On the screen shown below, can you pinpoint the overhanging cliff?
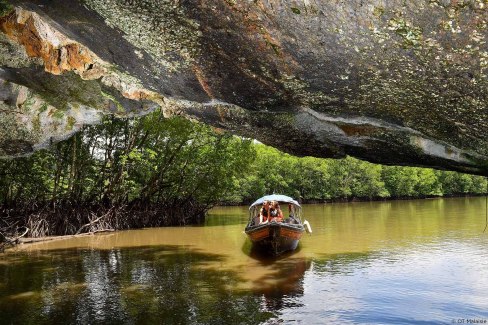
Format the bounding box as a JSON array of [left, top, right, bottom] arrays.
[[0, 0, 487, 175]]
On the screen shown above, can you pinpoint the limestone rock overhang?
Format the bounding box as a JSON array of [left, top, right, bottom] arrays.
[[0, 0, 486, 176]]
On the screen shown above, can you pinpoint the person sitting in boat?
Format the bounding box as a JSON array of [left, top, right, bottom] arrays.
[[288, 203, 294, 217], [269, 201, 284, 222], [286, 203, 298, 224], [259, 200, 270, 224]]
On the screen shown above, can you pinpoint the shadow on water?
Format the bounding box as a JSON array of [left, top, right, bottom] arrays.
[[0, 246, 275, 325], [247, 244, 303, 263]]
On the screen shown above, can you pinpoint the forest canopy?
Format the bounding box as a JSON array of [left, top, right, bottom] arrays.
[[0, 110, 255, 237], [226, 145, 487, 204], [0, 112, 486, 238]]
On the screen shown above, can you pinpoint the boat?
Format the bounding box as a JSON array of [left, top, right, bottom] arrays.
[[245, 194, 311, 256]]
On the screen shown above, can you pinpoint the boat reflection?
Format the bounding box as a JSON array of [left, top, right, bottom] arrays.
[[245, 246, 312, 312]]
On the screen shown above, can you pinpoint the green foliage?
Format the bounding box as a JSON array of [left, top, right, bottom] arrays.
[[0, 0, 13, 17], [226, 144, 487, 203], [439, 171, 487, 195], [416, 169, 443, 196], [0, 110, 255, 216], [328, 156, 389, 199], [382, 166, 419, 197], [0, 110, 485, 222]]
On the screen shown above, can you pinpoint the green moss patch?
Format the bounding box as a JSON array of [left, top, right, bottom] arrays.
[[66, 116, 76, 130], [291, 7, 301, 14], [0, 0, 13, 17]]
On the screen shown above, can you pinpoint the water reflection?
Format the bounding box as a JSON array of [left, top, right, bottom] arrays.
[[253, 257, 311, 313], [1, 197, 488, 324], [0, 246, 275, 324]]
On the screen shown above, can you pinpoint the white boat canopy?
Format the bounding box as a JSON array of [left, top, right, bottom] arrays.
[[249, 194, 301, 209]]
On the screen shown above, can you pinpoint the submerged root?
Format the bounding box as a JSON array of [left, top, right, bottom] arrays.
[[0, 199, 208, 240], [0, 226, 29, 251]]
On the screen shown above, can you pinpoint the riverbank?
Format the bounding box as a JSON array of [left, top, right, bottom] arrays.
[[0, 200, 208, 242], [219, 193, 488, 206], [2, 194, 486, 249]]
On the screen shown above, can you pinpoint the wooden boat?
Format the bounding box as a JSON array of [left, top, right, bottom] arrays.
[[245, 194, 311, 256]]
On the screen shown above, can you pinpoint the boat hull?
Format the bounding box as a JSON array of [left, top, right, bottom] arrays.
[[245, 222, 304, 256]]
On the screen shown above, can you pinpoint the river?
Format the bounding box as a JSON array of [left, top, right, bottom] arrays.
[[1, 197, 488, 324]]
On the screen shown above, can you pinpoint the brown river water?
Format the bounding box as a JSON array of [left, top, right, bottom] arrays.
[[1, 197, 488, 324]]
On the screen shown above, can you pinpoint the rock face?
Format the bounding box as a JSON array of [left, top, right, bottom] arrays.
[[0, 0, 487, 175]]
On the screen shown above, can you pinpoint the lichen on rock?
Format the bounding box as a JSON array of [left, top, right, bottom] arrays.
[[84, 0, 202, 72], [0, 79, 102, 157], [0, 0, 486, 176]]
